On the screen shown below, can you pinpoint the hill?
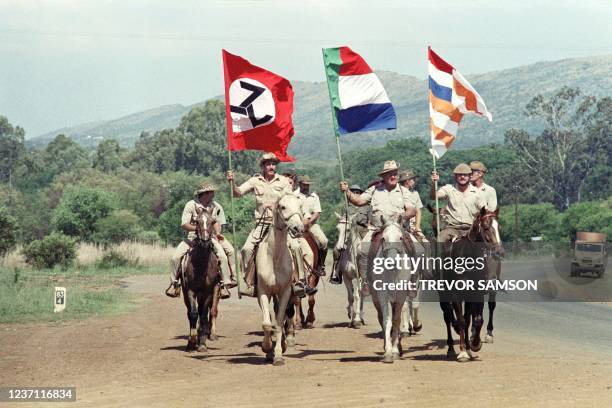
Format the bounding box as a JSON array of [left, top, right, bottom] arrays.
[[28, 55, 612, 162]]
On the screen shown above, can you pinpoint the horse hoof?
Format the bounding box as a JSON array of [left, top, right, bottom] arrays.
[[382, 354, 394, 364], [287, 337, 296, 347], [262, 337, 273, 353], [197, 344, 207, 352], [413, 321, 423, 333], [485, 334, 494, 343], [471, 336, 482, 352], [352, 320, 362, 329], [393, 352, 401, 361], [457, 351, 470, 362], [400, 331, 410, 338], [265, 352, 274, 363], [208, 333, 218, 341], [360, 318, 366, 326], [273, 357, 285, 366], [305, 322, 314, 329], [446, 349, 457, 360], [467, 349, 478, 360]]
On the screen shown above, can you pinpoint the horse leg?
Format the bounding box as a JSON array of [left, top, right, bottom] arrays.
[[184, 290, 198, 352], [273, 288, 292, 366], [357, 277, 365, 325], [259, 293, 274, 359], [486, 292, 496, 343], [285, 298, 296, 347], [440, 302, 456, 360], [391, 300, 404, 361], [345, 277, 354, 325], [400, 300, 411, 337], [305, 293, 315, 328], [208, 285, 219, 341], [197, 293, 210, 352], [470, 300, 484, 352], [453, 302, 469, 362], [380, 300, 394, 363]]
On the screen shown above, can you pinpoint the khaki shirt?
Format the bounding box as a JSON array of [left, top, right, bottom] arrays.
[[359, 183, 412, 228], [437, 184, 485, 228], [236, 173, 292, 220], [404, 189, 423, 231], [295, 191, 322, 221], [475, 182, 498, 211], [181, 199, 224, 239]]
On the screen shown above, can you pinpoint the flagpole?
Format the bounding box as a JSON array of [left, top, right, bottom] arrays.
[[322, 48, 350, 216], [227, 149, 242, 299], [432, 151, 441, 239]]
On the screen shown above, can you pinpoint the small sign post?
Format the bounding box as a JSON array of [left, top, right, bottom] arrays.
[[54, 287, 66, 313]]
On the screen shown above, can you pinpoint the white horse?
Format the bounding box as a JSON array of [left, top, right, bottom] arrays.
[[334, 213, 365, 328], [256, 192, 304, 366], [370, 214, 412, 363]]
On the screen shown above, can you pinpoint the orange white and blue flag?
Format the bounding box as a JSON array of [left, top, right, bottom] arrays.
[[428, 47, 492, 158]]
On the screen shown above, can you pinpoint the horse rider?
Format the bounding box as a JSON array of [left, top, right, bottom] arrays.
[[165, 182, 237, 299], [469, 161, 498, 211], [284, 171, 317, 297], [430, 163, 486, 244], [340, 161, 416, 296], [296, 175, 328, 277], [399, 169, 426, 239], [227, 152, 314, 297], [330, 184, 370, 284]]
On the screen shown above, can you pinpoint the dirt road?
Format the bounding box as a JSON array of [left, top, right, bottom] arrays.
[[1, 272, 611, 407]]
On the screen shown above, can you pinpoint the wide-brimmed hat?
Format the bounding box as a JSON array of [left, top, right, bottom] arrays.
[[378, 160, 400, 176], [470, 161, 487, 173], [194, 182, 216, 195], [259, 152, 280, 166], [298, 175, 314, 184], [399, 169, 416, 182], [349, 184, 364, 193], [453, 163, 472, 174]]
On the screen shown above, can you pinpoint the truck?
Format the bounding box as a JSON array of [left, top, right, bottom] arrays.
[[571, 231, 608, 278]]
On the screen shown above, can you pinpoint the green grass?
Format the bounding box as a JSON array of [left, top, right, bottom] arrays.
[[0, 264, 164, 324]]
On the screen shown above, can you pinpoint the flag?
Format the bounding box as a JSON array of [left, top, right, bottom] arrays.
[[428, 46, 492, 158], [222, 49, 295, 162], [323, 46, 396, 135]]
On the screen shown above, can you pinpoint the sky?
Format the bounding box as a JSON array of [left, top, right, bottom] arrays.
[[0, 0, 611, 138]]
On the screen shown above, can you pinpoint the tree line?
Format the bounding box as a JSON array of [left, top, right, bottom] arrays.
[[0, 87, 610, 264]]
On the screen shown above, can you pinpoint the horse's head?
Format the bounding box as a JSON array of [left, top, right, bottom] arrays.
[[470, 207, 504, 258], [275, 193, 304, 238], [194, 207, 215, 246], [380, 213, 405, 256], [334, 212, 354, 251]]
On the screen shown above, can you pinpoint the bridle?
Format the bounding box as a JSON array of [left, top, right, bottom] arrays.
[[273, 193, 303, 231]]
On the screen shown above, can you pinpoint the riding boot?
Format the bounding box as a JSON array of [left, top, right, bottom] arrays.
[[329, 251, 343, 285], [315, 248, 327, 276]]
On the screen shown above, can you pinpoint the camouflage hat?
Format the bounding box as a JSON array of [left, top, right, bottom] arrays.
[[259, 152, 280, 166], [470, 161, 487, 173], [378, 160, 400, 176], [349, 184, 364, 193], [194, 182, 216, 195], [453, 163, 472, 174], [399, 169, 416, 182], [298, 175, 314, 184]]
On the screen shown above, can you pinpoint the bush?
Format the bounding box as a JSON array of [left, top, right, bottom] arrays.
[[22, 232, 77, 269], [96, 249, 139, 269], [92, 210, 142, 246], [0, 206, 17, 257], [52, 186, 116, 240], [135, 230, 160, 244]]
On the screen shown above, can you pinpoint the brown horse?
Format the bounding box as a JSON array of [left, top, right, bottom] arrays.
[[295, 231, 321, 328], [181, 207, 221, 352], [431, 206, 502, 361]]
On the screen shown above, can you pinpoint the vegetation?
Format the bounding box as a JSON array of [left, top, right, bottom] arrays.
[[22, 232, 78, 269]]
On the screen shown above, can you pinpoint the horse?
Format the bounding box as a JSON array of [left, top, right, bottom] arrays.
[[369, 213, 413, 363], [436, 207, 502, 362], [256, 192, 304, 365], [181, 207, 221, 352], [334, 213, 366, 328]]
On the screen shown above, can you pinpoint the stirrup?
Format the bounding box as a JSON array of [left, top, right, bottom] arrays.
[[165, 281, 181, 298], [329, 274, 342, 285], [293, 281, 306, 298], [239, 284, 257, 298], [219, 284, 231, 299]]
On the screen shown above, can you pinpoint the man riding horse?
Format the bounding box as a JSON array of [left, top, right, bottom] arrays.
[[226, 152, 315, 297], [340, 161, 416, 296], [470, 161, 498, 212], [295, 175, 328, 277], [165, 182, 237, 299]]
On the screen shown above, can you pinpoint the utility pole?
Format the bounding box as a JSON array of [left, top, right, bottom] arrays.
[[513, 184, 520, 245]]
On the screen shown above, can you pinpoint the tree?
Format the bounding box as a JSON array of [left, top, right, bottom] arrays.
[[0, 116, 27, 188], [505, 87, 610, 210], [558, 201, 612, 242], [498, 203, 560, 242], [92, 210, 142, 246], [93, 139, 125, 173], [52, 187, 116, 240], [0, 206, 17, 257]]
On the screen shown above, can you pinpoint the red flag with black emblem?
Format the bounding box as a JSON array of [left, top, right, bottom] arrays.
[[222, 50, 295, 162]]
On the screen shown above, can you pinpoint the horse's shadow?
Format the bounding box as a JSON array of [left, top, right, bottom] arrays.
[[321, 322, 351, 329], [406, 339, 448, 352]]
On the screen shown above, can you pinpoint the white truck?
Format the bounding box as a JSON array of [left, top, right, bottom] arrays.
[[571, 231, 607, 278]]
